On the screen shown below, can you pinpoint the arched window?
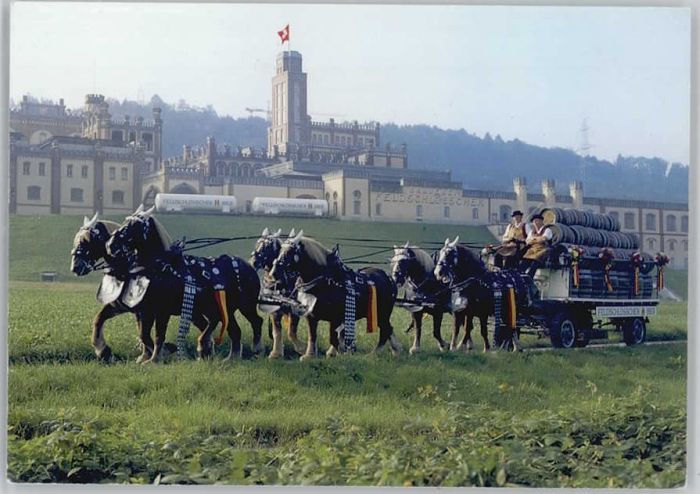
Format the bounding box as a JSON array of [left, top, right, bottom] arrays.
[[647, 238, 656, 251], [668, 239, 677, 251], [353, 190, 361, 215], [646, 213, 656, 231], [624, 212, 635, 229], [444, 206, 450, 218], [472, 208, 479, 220], [332, 201, 338, 217], [325, 192, 330, 201], [112, 190, 124, 204], [666, 215, 677, 232], [681, 215, 688, 233], [416, 205, 423, 217], [27, 186, 40, 200], [499, 205, 512, 223]]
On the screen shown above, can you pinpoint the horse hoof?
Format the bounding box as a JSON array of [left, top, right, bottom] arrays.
[[135, 354, 149, 364], [291, 341, 306, 355], [96, 346, 113, 363], [391, 347, 401, 357], [438, 343, 448, 353], [300, 353, 315, 361], [466, 341, 474, 351], [326, 347, 338, 358], [409, 346, 419, 355], [253, 342, 265, 355], [268, 351, 283, 360]]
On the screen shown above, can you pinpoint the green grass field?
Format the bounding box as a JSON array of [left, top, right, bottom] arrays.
[[6, 214, 689, 487]]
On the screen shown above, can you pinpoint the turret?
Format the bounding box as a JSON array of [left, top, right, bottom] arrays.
[[569, 180, 583, 209], [541, 179, 556, 206]]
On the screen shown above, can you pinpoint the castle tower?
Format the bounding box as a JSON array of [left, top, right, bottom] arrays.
[[569, 180, 583, 209], [83, 94, 111, 140], [513, 177, 528, 213], [152, 107, 163, 169], [268, 51, 308, 157], [541, 179, 556, 206]]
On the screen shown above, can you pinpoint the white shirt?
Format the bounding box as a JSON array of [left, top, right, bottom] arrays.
[[526, 224, 552, 243]]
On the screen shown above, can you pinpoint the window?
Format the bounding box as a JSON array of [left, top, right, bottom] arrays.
[[111, 130, 123, 142], [22, 162, 30, 175], [666, 215, 677, 232], [80, 165, 88, 178], [624, 212, 635, 229], [444, 206, 450, 218], [669, 240, 676, 252], [682, 240, 688, 251], [70, 188, 83, 202], [472, 208, 479, 220], [142, 133, 153, 151], [66, 164, 73, 177], [352, 190, 361, 215], [375, 203, 382, 216], [416, 205, 423, 217], [499, 205, 512, 223], [121, 167, 128, 181], [681, 215, 688, 233], [646, 213, 656, 231], [323, 135, 329, 145], [109, 167, 116, 180], [38, 162, 46, 176], [112, 190, 124, 204], [647, 239, 656, 250], [129, 131, 136, 143], [27, 186, 40, 200]]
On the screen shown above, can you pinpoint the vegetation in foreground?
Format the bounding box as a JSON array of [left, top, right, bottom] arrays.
[[7, 214, 688, 487]]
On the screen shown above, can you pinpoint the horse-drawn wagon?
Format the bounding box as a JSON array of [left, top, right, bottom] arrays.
[[483, 207, 668, 349]]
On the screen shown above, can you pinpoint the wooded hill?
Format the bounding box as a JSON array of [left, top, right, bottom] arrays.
[[105, 95, 689, 203]]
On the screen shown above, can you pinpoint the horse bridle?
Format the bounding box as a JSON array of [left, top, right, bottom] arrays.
[[251, 237, 280, 271], [71, 225, 109, 272], [108, 215, 150, 264]]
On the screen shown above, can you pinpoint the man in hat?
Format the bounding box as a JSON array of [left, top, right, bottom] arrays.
[[520, 213, 552, 276], [495, 210, 527, 268]]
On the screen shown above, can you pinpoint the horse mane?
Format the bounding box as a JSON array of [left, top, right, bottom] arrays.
[[457, 244, 485, 270], [148, 216, 172, 251], [74, 219, 122, 245], [300, 237, 330, 266], [411, 247, 435, 272]]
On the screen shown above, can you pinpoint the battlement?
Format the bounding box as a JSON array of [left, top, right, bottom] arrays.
[[85, 94, 105, 104], [309, 119, 378, 133]]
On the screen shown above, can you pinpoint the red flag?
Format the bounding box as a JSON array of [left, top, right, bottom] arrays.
[[277, 24, 290, 44]]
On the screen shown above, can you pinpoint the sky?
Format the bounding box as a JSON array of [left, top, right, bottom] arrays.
[[10, 2, 691, 164]]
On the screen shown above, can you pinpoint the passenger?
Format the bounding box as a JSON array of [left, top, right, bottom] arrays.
[[495, 210, 527, 269], [520, 213, 552, 276]]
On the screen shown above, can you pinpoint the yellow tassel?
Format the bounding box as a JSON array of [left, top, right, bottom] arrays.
[[367, 285, 378, 333], [507, 287, 517, 329], [282, 314, 291, 333], [213, 290, 229, 345]]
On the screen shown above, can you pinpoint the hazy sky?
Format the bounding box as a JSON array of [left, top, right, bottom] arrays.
[[10, 3, 690, 164]]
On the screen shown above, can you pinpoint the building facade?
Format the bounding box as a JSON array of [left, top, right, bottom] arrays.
[[8, 51, 689, 268], [9, 134, 144, 216]]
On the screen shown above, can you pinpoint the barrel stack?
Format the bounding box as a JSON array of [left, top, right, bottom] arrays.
[[537, 208, 655, 299]]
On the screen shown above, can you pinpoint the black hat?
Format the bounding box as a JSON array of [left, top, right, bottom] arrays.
[[511, 210, 523, 217], [531, 213, 544, 221]]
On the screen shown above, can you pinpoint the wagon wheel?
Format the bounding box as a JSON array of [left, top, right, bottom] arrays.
[[622, 317, 646, 346], [574, 312, 592, 348], [549, 311, 579, 349]]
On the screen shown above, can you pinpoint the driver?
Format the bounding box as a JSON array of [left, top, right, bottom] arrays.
[[495, 210, 527, 269], [520, 213, 552, 276]]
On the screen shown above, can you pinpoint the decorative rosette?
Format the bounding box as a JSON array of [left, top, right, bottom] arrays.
[[598, 247, 615, 292], [631, 251, 643, 295], [568, 245, 585, 288], [655, 252, 670, 290]]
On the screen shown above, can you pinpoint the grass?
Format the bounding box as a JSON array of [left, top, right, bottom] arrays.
[[6, 214, 689, 486]]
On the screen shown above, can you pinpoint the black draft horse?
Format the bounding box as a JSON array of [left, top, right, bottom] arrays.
[[70, 210, 191, 363], [390, 242, 452, 354], [268, 230, 401, 360], [250, 227, 305, 358], [106, 207, 264, 360], [433, 236, 514, 352]]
